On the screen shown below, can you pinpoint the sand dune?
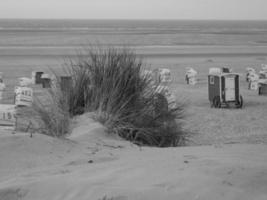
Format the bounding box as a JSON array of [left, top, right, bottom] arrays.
[[0, 114, 267, 200]]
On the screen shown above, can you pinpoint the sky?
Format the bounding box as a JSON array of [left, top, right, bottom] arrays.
[[0, 0, 267, 20]]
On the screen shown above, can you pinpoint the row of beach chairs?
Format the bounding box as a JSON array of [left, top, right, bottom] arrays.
[[0, 71, 73, 107], [0, 71, 72, 130], [246, 65, 267, 94]]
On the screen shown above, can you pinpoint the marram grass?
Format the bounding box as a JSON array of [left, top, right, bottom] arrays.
[[34, 47, 187, 147]]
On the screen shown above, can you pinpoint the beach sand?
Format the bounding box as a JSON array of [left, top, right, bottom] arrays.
[[1, 21, 267, 199], [0, 114, 267, 200]]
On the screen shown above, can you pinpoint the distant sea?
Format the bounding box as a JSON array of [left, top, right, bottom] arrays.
[[0, 19, 267, 76], [0, 19, 267, 48]]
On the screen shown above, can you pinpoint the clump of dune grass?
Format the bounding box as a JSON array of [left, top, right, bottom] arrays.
[[61, 47, 187, 147], [32, 46, 186, 145], [32, 82, 70, 137]]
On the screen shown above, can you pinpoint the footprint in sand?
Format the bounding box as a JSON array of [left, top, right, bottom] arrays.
[[98, 195, 128, 200], [65, 159, 87, 166], [0, 188, 28, 200], [66, 156, 118, 166], [222, 180, 234, 186]]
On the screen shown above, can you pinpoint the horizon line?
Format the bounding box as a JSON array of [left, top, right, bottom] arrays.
[[0, 18, 267, 22]]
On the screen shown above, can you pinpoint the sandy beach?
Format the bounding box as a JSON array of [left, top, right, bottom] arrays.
[[0, 115, 267, 200], [0, 19, 267, 199]]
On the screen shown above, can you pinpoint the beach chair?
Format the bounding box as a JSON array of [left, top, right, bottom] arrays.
[[248, 73, 259, 90], [32, 71, 44, 84], [185, 68, 197, 85], [246, 67, 256, 82], [41, 73, 51, 88], [158, 68, 172, 83], [15, 86, 33, 107], [0, 104, 16, 130]]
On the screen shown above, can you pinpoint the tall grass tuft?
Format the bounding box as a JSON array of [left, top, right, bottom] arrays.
[[62, 47, 187, 147], [32, 81, 70, 137]]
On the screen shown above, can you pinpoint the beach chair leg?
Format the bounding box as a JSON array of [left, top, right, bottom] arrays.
[[12, 116, 18, 134]]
